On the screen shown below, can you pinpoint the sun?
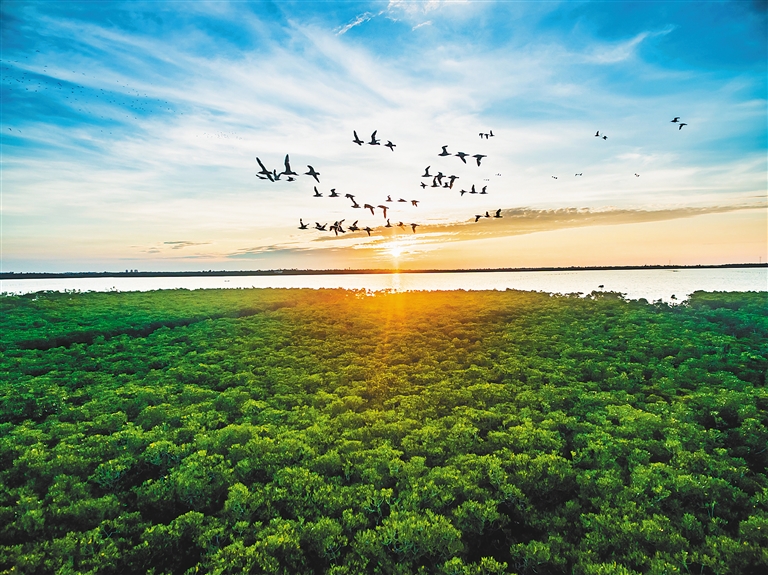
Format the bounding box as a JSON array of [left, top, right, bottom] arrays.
[[388, 244, 404, 259]]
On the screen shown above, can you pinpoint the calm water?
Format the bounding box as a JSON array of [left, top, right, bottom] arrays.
[[1, 268, 765, 303]]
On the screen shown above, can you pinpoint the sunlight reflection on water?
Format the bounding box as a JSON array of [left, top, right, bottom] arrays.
[[2, 268, 766, 303]]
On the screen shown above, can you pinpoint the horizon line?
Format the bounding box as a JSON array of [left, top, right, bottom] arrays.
[[2, 262, 767, 280]]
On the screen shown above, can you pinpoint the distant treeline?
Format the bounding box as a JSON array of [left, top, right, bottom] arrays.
[[1, 262, 766, 280], [1, 288, 766, 574]]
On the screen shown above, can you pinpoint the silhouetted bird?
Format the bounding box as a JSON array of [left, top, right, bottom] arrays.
[[473, 154, 486, 166], [435, 172, 445, 185], [671, 117, 680, 123], [493, 209, 502, 218], [431, 179, 440, 188], [422, 166, 432, 178], [299, 219, 308, 229], [595, 131, 600, 137], [315, 222, 327, 231], [470, 184, 477, 194], [363, 226, 373, 236], [351, 199, 361, 208], [377, 205, 389, 218], [385, 219, 392, 228], [397, 222, 405, 229], [398, 198, 407, 203], [282, 154, 298, 176], [305, 165, 320, 182], [329, 188, 339, 197], [439, 145, 450, 156], [410, 223, 419, 233], [456, 151, 469, 164], [352, 130, 364, 145], [348, 220, 359, 231], [411, 200, 419, 207], [385, 140, 395, 151], [474, 215, 482, 222], [634, 173, 640, 177], [489, 130, 494, 137], [460, 189, 468, 196], [368, 130, 380, 145], [364, 203, 375, 215], [256, 157, 273, 181], [345, 193, 355, 200], [313, 186, 322, 197], [678, 123, 687, 130], [386, 195, 393, 202], [602, 135, 607, 140], [448, 175, 459, 188], [420, 182, 427, 189]]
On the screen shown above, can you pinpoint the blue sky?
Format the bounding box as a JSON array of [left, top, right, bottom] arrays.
[[1, 0, 766, 271]]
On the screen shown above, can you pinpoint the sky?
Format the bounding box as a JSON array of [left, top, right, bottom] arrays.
[[1, 0, 766, 272]]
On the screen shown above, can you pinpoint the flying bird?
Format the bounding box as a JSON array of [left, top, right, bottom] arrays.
[[256, 157, 274, 181], [352, 130, 364, 145], [678, 123, 687, 130], [385, 140, 396, 151], [410, 223, 419, 233], [472, 154, 486, 166], [474, 214, 483, 222], [489, 130, 494, 137], [348, 220, 359, 231], [305, 165, 320, 182], [420, 182, 427, 189], [313, 186, 323, 197], [385, 219, 392, 228], [480, 186, 487, 194], [422, 166, 432, 178], [470, 184, 477, 194], [398, 198, 407, 202], [435, 172, 445, 185], [377, 205, 389, 218], [602, 135, 607, 140], [345, 193, 356, 199], [595, 131, 600, 137], [315, 222, 327, 231], [386, 195, 393, 202], [493, 209, 502, 218], [329, 189, 339, 197], [363, 226, 373, 236], [411, 200, 419, 207], [397, 221, 405, 229], [455, 152, 469, 164], [299, 219, 308, 229], [447, 175, 459, 188], [439, 146, 450, 156], [671, 117, 680, 123], [368, 130, 380, 145], [364, 203, 375, 215], [282, 154, 298, 176]]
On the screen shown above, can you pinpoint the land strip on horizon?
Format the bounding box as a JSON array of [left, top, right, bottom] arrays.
[[1, 263, 766, 280]]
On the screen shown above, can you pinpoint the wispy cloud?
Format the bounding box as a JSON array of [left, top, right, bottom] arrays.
[[336, 11, 381, 35], [164, 241, 211, 250]]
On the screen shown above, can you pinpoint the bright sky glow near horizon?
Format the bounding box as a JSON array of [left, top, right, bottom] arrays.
[[1, 0, 766, 272]]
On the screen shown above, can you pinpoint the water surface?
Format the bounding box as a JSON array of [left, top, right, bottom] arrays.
[[2, 268, 765, 303]]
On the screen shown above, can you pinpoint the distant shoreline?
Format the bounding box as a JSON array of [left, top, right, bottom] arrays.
[[2, 263, 766, 280]]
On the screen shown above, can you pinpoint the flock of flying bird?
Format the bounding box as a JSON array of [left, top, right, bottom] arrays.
[[255, 128, 502, 240], [256, 117, 689, 241]]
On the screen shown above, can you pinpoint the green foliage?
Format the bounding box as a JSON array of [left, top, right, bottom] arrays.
[[1, 288, 766, 574]]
